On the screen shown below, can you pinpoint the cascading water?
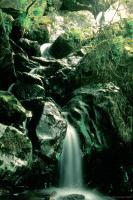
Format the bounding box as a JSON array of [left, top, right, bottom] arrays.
[[60, 122, 83, 188], [45, 121, 114, 200]]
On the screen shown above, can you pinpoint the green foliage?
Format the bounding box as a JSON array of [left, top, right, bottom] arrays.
[[124, 18, 133, 38], [65, 29, 83, 47], [2, 12, 13, 35]]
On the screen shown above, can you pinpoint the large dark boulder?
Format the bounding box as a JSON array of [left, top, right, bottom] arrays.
[[12, 82, 45, 101], [50, 30, 83, 59], [16, 72, 43, 86], [0, 91, 26, 126], [46, 66, 77, 105], [0, 123, 32, 185]]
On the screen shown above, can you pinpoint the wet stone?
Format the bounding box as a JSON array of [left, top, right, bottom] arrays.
[[58, 194, 85, 200]]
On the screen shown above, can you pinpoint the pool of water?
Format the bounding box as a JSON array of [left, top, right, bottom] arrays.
[[0, 187, 115, 200]]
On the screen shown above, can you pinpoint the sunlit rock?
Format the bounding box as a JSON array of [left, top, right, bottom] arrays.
[[36, 99, 67, 158], [48, 10, 96, 42]]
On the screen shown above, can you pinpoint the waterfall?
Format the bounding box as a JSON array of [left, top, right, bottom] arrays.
[[60, 122, 83, 188]]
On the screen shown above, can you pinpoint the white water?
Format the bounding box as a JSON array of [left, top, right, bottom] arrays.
[[46, 188, 114, 200], [60, 122, 83, 188], [45, 122, 115, 200]]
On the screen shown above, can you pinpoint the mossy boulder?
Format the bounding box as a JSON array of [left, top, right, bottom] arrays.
[[0, 123, 32, 185], [0, 91, 26, 126], [25, 27, 49, 44], [50, 30, 83, 59], [0, 10, 15, 89]]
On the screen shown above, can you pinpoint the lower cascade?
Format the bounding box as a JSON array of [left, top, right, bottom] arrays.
[[60, 122, 83, 188]]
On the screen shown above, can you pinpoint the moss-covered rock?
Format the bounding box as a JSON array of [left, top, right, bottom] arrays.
[[0, 10, 16, 89], [50, 30, 83, 58], [0, 123, 32, 185], [25, 26, 49, 44], [0, 91, 26, 126]]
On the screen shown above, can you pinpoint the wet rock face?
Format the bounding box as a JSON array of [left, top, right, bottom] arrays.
[[12, 82, 45, 101], [64, 83, 122, 151], [64, 83, 133, 194], [0, 91, 26, 126], [18, 38, 41, 57], [47, 66, 77, 105], [58, 194, 85, 200], [13, 53, 40, 73], [16, 72, 43, 86], [36, 99, 67, 158], [0, 123, 32, 185]]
